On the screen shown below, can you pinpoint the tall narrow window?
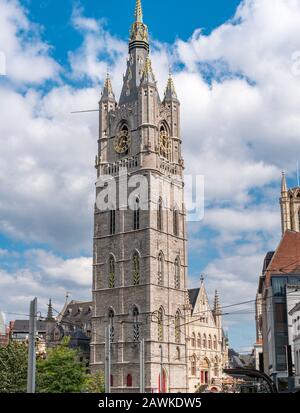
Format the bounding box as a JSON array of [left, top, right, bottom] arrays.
[[159, 125, 170, 160], [108, 256, 115, 289], [133, 306, 140, 342], [157, 198, 163, 231], [203, 334, 207, 349], [132, 252, 140, 286], [134, 198, 140, 230], [191, 355, 196, 376], [208, 335, 212, 349], [110, 210, 116, 235], [191, 332, 196, 347], [158, 307, 164, 342], [158, 252, 164, 286], [173, 209, 179, 236], [197, 334, 202, 348], [108, 309, 115, 342], [126, 374, 133, 387], [174, 257, 180, 289], [213, 335, 217, 350], [175, 310, 181, 344]]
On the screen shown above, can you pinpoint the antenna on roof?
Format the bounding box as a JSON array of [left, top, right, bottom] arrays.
[[65, 292, 70, 303]]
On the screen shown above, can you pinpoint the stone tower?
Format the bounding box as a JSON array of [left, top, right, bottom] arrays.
[[90, 0, 188, 392], [280, 172, 300, 234]]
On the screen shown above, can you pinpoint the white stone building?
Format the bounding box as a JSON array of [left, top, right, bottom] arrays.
[[186, 283, 229, 392]]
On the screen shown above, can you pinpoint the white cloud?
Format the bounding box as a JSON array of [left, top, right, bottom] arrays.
[[0, 0, 60, 84], [1, 0, 300, 347]]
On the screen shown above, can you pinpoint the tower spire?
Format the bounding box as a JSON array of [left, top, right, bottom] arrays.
[[101, 71, 115, 101], [164, 67, 178, 101], [135, 0, 143, 23], [46, 298, 54, 321], [281, 171, 288, 195]]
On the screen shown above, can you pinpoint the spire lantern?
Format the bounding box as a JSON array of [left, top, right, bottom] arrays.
[[129, 0, 149, 52]]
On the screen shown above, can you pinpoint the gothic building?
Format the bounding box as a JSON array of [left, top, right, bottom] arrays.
[[280, 172, 300, 234], [186, 283, 229, 392], [90, 0, 227, 392]]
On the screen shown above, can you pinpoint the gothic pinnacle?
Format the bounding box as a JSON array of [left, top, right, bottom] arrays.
[[101, 71, 115, 101], [164, 68, 178, 100], [135, 0, 143, 23], [281, 171, 288, 195]]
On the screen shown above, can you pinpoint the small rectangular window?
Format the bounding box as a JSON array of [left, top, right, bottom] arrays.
[[110, 210, 116, 235]]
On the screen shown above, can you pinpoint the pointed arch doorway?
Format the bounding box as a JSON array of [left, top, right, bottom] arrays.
[[158, 368, 167, 393]]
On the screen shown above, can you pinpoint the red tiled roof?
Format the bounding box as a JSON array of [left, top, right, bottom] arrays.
[[265, 231, 300, 287]]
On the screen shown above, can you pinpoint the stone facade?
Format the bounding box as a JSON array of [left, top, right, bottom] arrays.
[[90, 0, 227, 393], [280, 172, 300, 234], [186, 284, 229, 392]]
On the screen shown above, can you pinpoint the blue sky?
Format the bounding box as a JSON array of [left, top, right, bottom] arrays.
[[1, 0, 300, 352]]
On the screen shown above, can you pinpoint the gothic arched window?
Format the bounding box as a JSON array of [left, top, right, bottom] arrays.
[[208, 335, 212, 349], [197, 333, 202, 348], [133, 198, 140, 230], [176, 346, 181, 361], [174, 257, 180, 289], [108, 256, 115, 289], [203, 334, 207, 349], [175, 310, 181, 344], [159, 125, 170, 160], [108, 308, 115, 342], [158, 307, 164, 342], [132, 252, 140, 286], [157, 198, 163, 231], [133, 306, 140, 342], [191, 332, 196, 347], [158, 252, 164, 286], [173, 208, 179, 237], [213, 335, 217, 350]]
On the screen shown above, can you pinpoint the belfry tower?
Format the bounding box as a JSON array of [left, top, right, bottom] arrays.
[[280, 172, 300, 234], [91, 0, 188, 392]]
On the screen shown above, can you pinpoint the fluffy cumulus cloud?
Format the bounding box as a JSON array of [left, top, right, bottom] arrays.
[[0, 0, 59, 84], [1, 0, 300, 347]]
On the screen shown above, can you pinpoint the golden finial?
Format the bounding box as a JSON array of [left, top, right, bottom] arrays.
[[135, 0, 143, 23]]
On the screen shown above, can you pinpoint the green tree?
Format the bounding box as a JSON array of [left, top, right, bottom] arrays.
[[0, 341, 28, 393], [83, 370, 105, 394], [36, 338, 86, 393]]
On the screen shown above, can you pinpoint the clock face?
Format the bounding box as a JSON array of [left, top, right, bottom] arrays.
[[159, 130, 171, 157], [114, 129, 131, 154]]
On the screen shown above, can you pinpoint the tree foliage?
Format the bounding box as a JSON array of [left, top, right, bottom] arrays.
[[83, 370, 105, 394], [0, 341, 28, 393], [36, 338, 86, 393]]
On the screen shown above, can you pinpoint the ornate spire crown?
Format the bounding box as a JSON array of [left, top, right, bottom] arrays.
[[130, 0, 149, 51], [135, 0, 143, 23]]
